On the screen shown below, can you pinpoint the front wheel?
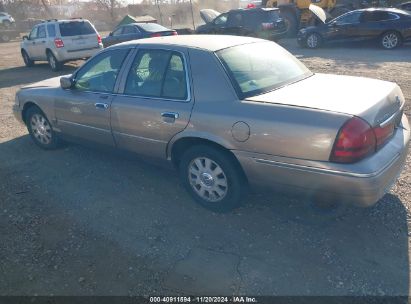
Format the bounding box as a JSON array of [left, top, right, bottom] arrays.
[[306, 33, 322, 49], [26, 106, 60, 150], [179, 145, 247, 212], [47, 51, 61, 71], [22, 50, 34, 67], [380, 31, 401, 49]]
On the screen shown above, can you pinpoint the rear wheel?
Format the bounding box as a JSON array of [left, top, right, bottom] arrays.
[[0, 32, 10, 42], [380, 31, 401, 49], [306, 32, 322, 49], [280, 9, 298, 37], [26, 106, 60, 150], [47, 51, 61, 71], [22, 50, 34, 67], [179, 145, 247, 212]]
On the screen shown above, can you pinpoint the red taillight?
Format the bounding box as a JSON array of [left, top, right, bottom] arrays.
[[54, 38, 64, 48], [330, 117, 376, 163], [150, 33, 162, 37], [97, 34, 102, 44], [172, 31, 178, 36], [247, 3, 256, 8]]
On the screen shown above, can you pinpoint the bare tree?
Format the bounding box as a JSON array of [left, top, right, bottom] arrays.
[[94, 0, 120, 23]]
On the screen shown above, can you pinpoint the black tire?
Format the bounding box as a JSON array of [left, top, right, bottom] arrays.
[[380, 31, 402, 50], [47, 51, 61, 71], [280, 9, 298, 37], [21, 50, 34, 67], [26, 106, 60, 150], [179, 145, 247, 213], [305, 32, 322, 49], [0, 33, 10, 42]]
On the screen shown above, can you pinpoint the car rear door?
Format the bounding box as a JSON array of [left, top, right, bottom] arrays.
[[58, 20, 99, 52], [55, 48, 131, 145], [110, 46, 193, 159]]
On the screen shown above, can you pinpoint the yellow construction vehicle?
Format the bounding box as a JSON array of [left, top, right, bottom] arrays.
[[260, 0, 351, 36]]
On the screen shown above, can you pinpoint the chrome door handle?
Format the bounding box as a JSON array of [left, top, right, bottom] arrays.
[[95, 103, 109, 109], [161, 112, 179, 119]]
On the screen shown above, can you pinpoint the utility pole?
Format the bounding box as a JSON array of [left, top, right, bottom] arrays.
[[189, 0, 195, 30]]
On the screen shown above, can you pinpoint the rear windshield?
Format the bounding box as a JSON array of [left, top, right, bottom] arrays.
[[59, 21, 95, 37], [138, 23, 169, 32], [217, 42, 311, 98]]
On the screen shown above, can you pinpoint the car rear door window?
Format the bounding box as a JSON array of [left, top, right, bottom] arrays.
[[59, 21, 95, 37], [124, 49, 188, 100], [74, 49, 129, 93], [47, 24, 56, 37], [37, 25, 46, 39]]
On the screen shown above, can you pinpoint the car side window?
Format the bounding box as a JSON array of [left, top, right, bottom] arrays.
[[335, 11, 362, 24], [47, 24, 56, 37], [74, 49, 130, 93], [214, 13, 228, 25], [112, 27, 123, 36], [37, 25, 46, 39], [29, 26, 38, 40], [229, 12, 244, 27], [123, 26, 137, 34], [124, 49, 188, 100]]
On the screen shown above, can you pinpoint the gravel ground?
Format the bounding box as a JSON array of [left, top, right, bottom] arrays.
[[0, 39, 410, 297]]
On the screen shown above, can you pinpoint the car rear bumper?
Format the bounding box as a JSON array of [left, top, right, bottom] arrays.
[[234, 114, 410, 207], [53, 44, 103, 62]]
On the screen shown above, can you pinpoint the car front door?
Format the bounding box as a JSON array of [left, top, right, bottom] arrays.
[[25, 26, 39, 58], [33, 24, 47, 59], [105, 27, 124, 47], [110, 47, 193, 159], [211, 13, 228, 34], [328, 11, 363, 41], [55, 48, 132, 145]]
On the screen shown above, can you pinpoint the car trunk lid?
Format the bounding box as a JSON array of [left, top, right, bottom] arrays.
[[246, 73, 405, 129]]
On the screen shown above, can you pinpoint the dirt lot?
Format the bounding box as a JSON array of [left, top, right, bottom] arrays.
[[0, 39, 410, 297]]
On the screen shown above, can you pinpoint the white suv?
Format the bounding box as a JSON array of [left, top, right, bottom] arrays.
[[0, 12, 15, 28], [21, 19, 103, 71]]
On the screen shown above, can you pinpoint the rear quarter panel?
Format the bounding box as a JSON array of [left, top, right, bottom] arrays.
[[177, 48, 350, 162]]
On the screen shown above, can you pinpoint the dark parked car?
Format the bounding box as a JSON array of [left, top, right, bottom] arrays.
[[297, 7, 411, 49], [102, 23, 177, 47], [397, 1, 411, 12], [196, 7, 287, 40]]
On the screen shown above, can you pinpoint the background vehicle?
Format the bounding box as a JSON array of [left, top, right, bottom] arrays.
[[13, 36, 409, 213], [20, 19, 103, 71], [0, 28, 19, 42], [0, 12, 15, 28], [297, 7, 411, 49], [397, 1, 411, 11], [196, 7, 287, 40], [102, 23, 177, 48], [253, 0, 392, 36]]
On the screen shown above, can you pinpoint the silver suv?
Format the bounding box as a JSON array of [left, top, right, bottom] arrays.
[[21, 19, 103, 71]]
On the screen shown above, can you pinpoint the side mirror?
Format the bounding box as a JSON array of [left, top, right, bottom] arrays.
[[22, 35, 28, 40], [60, 76, 74, 89]]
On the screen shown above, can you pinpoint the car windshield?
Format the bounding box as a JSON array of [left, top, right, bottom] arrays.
[[138, 23, 168, 32], [217, 42, 312, 98], [59, 21, 95, 36]]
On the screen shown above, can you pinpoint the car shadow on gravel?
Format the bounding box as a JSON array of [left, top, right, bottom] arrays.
[[0, 135, 409, 296], [0, 64, 77, 89]]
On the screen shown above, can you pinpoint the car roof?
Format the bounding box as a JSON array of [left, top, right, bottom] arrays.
[[230, 7, 279, 13], [112, 34, 264, 52], [356, 7, 408, 14]]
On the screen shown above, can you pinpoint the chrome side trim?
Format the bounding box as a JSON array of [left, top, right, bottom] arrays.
[[112, 131, 167, 144], [58, 119, 111, 133], [252, 154, 400, 178]]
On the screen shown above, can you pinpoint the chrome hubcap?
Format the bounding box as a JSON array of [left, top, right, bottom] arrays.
[[188, 157, 228, 202], [382, 34, 398, 49], [31, 114, 52, 145], [307, 34, 318, 48]]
